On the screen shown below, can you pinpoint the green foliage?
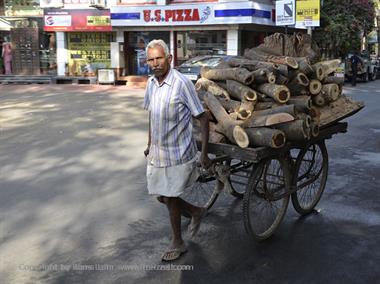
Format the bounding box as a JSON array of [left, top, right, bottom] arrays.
[[313, 0, 376, 58]]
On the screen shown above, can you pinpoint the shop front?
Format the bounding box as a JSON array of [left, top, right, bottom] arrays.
[[43, 8, 113, 77], [110, 1, 276, 76]]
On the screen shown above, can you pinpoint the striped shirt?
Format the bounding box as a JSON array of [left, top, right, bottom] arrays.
[[143, 68, 204, 167]]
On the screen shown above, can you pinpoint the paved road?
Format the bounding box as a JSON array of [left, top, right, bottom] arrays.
[[0, 82, 379, 284]]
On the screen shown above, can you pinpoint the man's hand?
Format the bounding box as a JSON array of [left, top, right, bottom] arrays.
[[144, 146, 150, 157], [200, 153, 212, 170]]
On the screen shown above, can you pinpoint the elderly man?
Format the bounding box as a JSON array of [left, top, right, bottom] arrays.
[[143, 39, 212, 261]]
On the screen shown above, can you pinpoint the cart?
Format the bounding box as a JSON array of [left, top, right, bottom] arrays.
[[181, 122, 348, 241]]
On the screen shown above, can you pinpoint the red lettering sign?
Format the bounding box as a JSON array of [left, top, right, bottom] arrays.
[[144, 9, 200, 22]]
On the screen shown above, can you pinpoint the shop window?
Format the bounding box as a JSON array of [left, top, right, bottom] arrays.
[[176, 31, 226, 66]]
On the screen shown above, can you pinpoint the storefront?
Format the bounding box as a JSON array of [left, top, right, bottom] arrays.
[[1, 1, 57, 75], [43, 8, 114, 77], [110, 1, 278, 76]]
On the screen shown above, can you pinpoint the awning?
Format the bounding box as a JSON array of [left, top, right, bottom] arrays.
[[0, 18, 12, 31]]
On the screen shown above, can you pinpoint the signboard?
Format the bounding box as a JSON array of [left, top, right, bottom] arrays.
[[295, 0, 320, 27], [44, 9, 112, 31], [40, 0, 64, 8], [5, 0, 43, 16], [276, 0, 295, 26], [111, 2, 274, 26], [67, 32, 113, 76]]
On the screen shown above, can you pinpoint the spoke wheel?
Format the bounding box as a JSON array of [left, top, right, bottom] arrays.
[[243, 158, 291, 241], [181, 168, 220, 211], [227, 159, 253, 198], [291, 142, 328, 215]]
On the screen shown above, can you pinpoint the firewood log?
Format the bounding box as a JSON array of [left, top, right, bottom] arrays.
[[322, 76, 344, 86], [203, 92, 249, 148], [295, 57, 314, 75], [242, 112, 294, 128], [227, 58, 278, 72], [195, 78, 230, 99], [316, 59, 341, 79], [287, 73, 310, 96], [310, 121, 320, 138], [255, 102, 275, 110], [244, 48, 299, 69], [201, 66, 254, 85], [225, 80, 257, 102], [288, 96, 312, 112], [308, 106, 321, 122], [275, 120, 309, 141], [244, 127, 286, 148], [309, 79, 322, 95], [252, 68, 276, 84], [275, 73, 289, 85], [311, 64, 324, 81], [321, 83, 340, 102], [295, 113, 312, 127], [253, 104, 296, 117], [193, 120, 226, 144], [214, 96, 241, 113], [257, 83, 290, 104], [312, 92, 326, 106]]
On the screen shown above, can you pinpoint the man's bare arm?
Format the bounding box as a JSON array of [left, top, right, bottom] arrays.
[[196, 112, 212, 169], [144, 111, 151, 157]]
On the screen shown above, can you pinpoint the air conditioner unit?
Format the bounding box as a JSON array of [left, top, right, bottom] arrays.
[[89, 0, 106, 8], [40, 0, 64, 8], [98, 69, 115, 84]]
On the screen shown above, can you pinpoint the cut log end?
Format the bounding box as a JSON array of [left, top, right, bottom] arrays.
[[310, 122, 320, 137], [298, 73, 310, 86], [309, 79, 322, 95], [278, 89, 290, 103], [272, 132, 286, 148], [237, 109, 251, 120], [268, 73, 276, 84], [286, 57, 299, 69], [233, 126, 249, 148]]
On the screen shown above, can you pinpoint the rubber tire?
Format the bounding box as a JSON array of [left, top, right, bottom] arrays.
[[291, 142, 328, 215], [243, 158, 291, 241]]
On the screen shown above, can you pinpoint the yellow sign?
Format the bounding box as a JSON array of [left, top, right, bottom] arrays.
[[87, 16, 111, 26], [296, 0, 320, 27], [68, 32, 114, 76]]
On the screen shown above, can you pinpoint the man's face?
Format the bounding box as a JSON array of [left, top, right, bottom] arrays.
[[146, 46, 172, 79]]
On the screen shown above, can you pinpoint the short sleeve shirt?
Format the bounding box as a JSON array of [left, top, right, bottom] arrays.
[[143, 68, 204, 167]]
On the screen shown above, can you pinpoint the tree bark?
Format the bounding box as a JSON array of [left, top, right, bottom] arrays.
[[252, 68, 276, 84], [244, 48, 299, 69], [253, 104, 296, 117], [201, 66, 254, 85], [225, 80, 257, 102], [242, 112, 294, 128], [245, 127, 286, 148], [203, 92, 249, 147], [287, 73, 310, 96], [257, 83, 290, 104], [312, 93, 326, 106], [195, 78, 230, 99], [275, 120, 309, 141], [322, 76, 344, 86], [288, 96, 312, 112]]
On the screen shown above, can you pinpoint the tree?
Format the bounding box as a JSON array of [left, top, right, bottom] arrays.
[[313, 0, 376, 58]]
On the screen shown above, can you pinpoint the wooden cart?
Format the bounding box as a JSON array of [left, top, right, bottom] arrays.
[[181, 122, 348, 241]]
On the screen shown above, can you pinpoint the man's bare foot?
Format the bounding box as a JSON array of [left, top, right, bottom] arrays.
[[161, 242, 187, 261]]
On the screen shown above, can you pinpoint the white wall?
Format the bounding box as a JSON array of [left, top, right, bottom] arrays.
[[227, 29, 240, 56], [56, 32, 67, 76]]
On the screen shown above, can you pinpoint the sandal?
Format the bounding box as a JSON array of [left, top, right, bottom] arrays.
[[161, 244, 188, 261]]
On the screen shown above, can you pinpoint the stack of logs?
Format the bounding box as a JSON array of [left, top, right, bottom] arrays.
[[195, 53, 347, 149]]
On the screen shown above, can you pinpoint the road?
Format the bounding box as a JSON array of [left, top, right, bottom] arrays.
[[0, 82, 379, 284]]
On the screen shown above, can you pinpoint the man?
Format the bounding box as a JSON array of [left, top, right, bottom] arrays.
[[350, 51, 361, 86], [143, 39, 212, 261]]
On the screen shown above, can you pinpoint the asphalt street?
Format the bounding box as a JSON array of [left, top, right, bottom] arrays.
[[0, 81, 379, 284]]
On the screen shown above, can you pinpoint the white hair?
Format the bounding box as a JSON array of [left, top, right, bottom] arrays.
[[145, 39, 170, 57]]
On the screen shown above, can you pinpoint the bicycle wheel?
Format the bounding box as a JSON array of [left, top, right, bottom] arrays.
[[227, 159, 253, 199], [291, 142, 328, 215], [181, 167, 220, 210], [243, 157, 291, 241]]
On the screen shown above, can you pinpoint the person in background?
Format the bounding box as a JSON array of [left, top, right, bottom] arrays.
[[143, 39, 212, 261], [2, 36, 12, 75], [350, 51, 361, 86]]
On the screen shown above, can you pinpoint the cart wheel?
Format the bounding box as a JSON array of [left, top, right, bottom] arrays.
[[243, 157, 291, 241], [291, 142, 328, 215], [227, 159, 253, 198], [181, 167, 220, 213]]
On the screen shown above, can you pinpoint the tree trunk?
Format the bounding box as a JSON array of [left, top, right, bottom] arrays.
[[322, 76, 344, 86], [257, 83, 290, 104], [287, 73, 310, 95], [253, 104, 296, 117], [244, 48, 299, 69], [321, 83, 340, 102], [309, 79, 322, 95], [201, 66, 254, 85], [204, 92, 249, 147], [288, 96, 312, 112], [242, 112, 294, 128], [195, 78, 230, 99], [295, 57, 314, 75], [311, 64, 324, 81], [225, 80, 257, 102], [275, 120, 309, 141], [312, 93, 326, 106], [252, 68, 276, 84], [245, 127, 286, 148], [316, 59, 341, 79]]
